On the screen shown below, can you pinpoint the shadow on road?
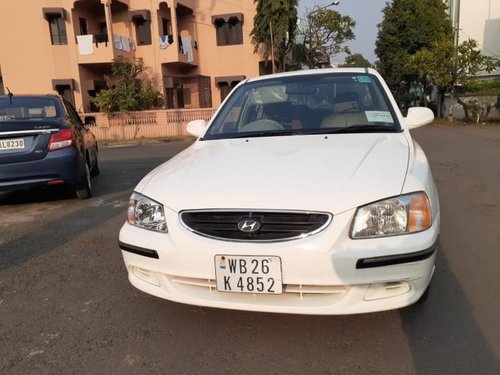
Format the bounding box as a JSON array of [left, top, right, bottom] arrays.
[[0, 152, 177, 271], [399, 240, 500, 374], [0, 189, 131, 272], [0, 185, 74, 205]]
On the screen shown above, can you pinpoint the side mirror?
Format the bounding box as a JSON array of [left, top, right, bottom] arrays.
[[405, 107, 434, 130], [187, 119, 207, 138], [84, 116, 96, 126]]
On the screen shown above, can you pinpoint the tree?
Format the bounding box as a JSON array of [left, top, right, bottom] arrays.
[[251, 0, 298, 73], [375, 0, 453, 88], [340, 53, 373, 68], [90, 57, 163, 113], [408, 39, 500, 120], [301, 8, 355, 69]]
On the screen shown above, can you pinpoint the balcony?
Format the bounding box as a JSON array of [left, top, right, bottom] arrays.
[[76, 34, 135, 64], [158, 35, 198, 66]]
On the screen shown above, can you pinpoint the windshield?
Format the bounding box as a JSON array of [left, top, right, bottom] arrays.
[[203, 73, 401, 140], [0, 97, 60, 121]]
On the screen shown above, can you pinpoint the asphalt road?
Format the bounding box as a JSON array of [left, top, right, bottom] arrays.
[[1, 125, 499, 374]]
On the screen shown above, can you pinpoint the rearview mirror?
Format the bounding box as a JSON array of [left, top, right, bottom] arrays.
[[187, 119, 207, 138], [405, 107, 434, 130], [84, 116, 96, 126]]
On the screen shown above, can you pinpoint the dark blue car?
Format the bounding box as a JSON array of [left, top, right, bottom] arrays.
[[0, 95, 99, 199]]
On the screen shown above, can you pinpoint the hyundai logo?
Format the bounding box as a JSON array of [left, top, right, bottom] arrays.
[[237, 218, 262, 233]]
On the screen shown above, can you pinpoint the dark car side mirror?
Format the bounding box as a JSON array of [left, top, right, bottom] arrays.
[[84, 116, 96, 126]]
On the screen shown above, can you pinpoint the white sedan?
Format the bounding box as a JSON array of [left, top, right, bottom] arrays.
[[119, 68, 440, 315]]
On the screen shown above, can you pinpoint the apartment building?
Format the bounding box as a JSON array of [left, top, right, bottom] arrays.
[[0, 0, 267, 113], [446, 0, 500, 78]]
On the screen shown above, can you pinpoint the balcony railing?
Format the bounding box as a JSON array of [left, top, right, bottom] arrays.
[[76, 34, 134, 64], [84, 108, 216, 140], [158, 35, 198, 66]]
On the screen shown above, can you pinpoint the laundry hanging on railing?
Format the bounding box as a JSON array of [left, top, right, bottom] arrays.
[[77, 35, 94, 55], [159, 35, 168, 49], [180, 36, 193, 63]]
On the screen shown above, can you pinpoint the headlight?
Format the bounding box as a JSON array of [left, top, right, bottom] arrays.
[[127, 192, 167, 232], [351, 192, 431, 239]]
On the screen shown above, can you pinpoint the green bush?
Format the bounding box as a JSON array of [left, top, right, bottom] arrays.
[[90, 57, 163, 113]]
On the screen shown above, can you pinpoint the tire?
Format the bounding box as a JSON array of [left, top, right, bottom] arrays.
[[90, 156, 100, 177], [76, 161, 92, 199]]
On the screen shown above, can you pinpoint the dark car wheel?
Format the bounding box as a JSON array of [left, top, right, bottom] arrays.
[[90, 157, 100, 177], [76, 161, 92, 199]]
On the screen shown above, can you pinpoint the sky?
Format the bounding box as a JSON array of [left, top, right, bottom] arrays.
[[298, 0, 388, 64]]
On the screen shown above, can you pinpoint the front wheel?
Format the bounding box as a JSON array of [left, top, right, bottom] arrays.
[[76, 161, 92, 199], [90, 156, 100, 177]]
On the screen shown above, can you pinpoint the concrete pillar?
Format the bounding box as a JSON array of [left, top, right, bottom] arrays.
[[101, 0, 114, 44], [171, 0, 179, 53]]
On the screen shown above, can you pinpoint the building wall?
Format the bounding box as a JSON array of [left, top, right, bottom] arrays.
[[0, 0, 264, 112], [192, 0, 261, 104], [447, 0, 500, 77], [0, 0, 78, 104]]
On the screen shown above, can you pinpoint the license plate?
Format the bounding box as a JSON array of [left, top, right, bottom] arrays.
[[215, 255, 282, 294], [0, 138, 25, 151]]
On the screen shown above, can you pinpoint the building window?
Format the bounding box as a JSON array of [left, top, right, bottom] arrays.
[[47, 15, 67, 45], [55, 85, 75, 107], [164, 76, 212, 109], [162, 18, 171, 35], [131, 11, 152, 45], [259, 61, 274, 76], [53, 79, 75, 107], [134, 19, 152, 45], [212, 14, 243, 46], [218, 82, 240, 102], [79, 17, 88, 35], [216, 76, 245, 102]]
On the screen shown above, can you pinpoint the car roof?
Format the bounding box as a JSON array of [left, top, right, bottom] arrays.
[[0, 94, 61, 100], [245, 67, 379, 84]]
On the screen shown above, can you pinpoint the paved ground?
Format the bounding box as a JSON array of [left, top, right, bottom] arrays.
[[0, 125, 499, 374]]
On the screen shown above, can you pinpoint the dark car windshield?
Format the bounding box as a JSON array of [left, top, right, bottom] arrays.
[[203, 73, 401, 140], [0, 97, 60, 121]]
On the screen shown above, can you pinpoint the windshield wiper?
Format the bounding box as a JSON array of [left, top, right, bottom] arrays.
[[325, 124, 399, 134], [223, 130, 302, 139]]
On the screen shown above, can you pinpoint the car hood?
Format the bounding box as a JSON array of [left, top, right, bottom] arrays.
[[139, 133, 410, 214]]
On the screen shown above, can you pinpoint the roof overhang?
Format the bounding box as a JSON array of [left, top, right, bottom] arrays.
[[42, 7, 66, 20], [130, 9, 151, 22], [211, 13, 244, 24], [215, 75, 246, 85], [52, 79, 74, 90]]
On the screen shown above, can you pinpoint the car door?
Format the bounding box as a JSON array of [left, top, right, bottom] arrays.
[[62, 100, 97, 168]]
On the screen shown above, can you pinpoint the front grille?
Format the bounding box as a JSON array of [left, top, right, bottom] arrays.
[[180, 210, 332, 242], [170, 275, 348, 302]]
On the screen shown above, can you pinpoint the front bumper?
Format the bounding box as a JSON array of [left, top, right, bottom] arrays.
[[119, 207, 440, 315]]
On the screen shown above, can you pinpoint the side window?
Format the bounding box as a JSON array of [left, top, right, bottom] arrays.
[[212, 91, 246, 133], [47, 15, 68, 45]]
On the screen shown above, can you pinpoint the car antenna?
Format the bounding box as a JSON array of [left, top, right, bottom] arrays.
[[6, 87, 13, 104]]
